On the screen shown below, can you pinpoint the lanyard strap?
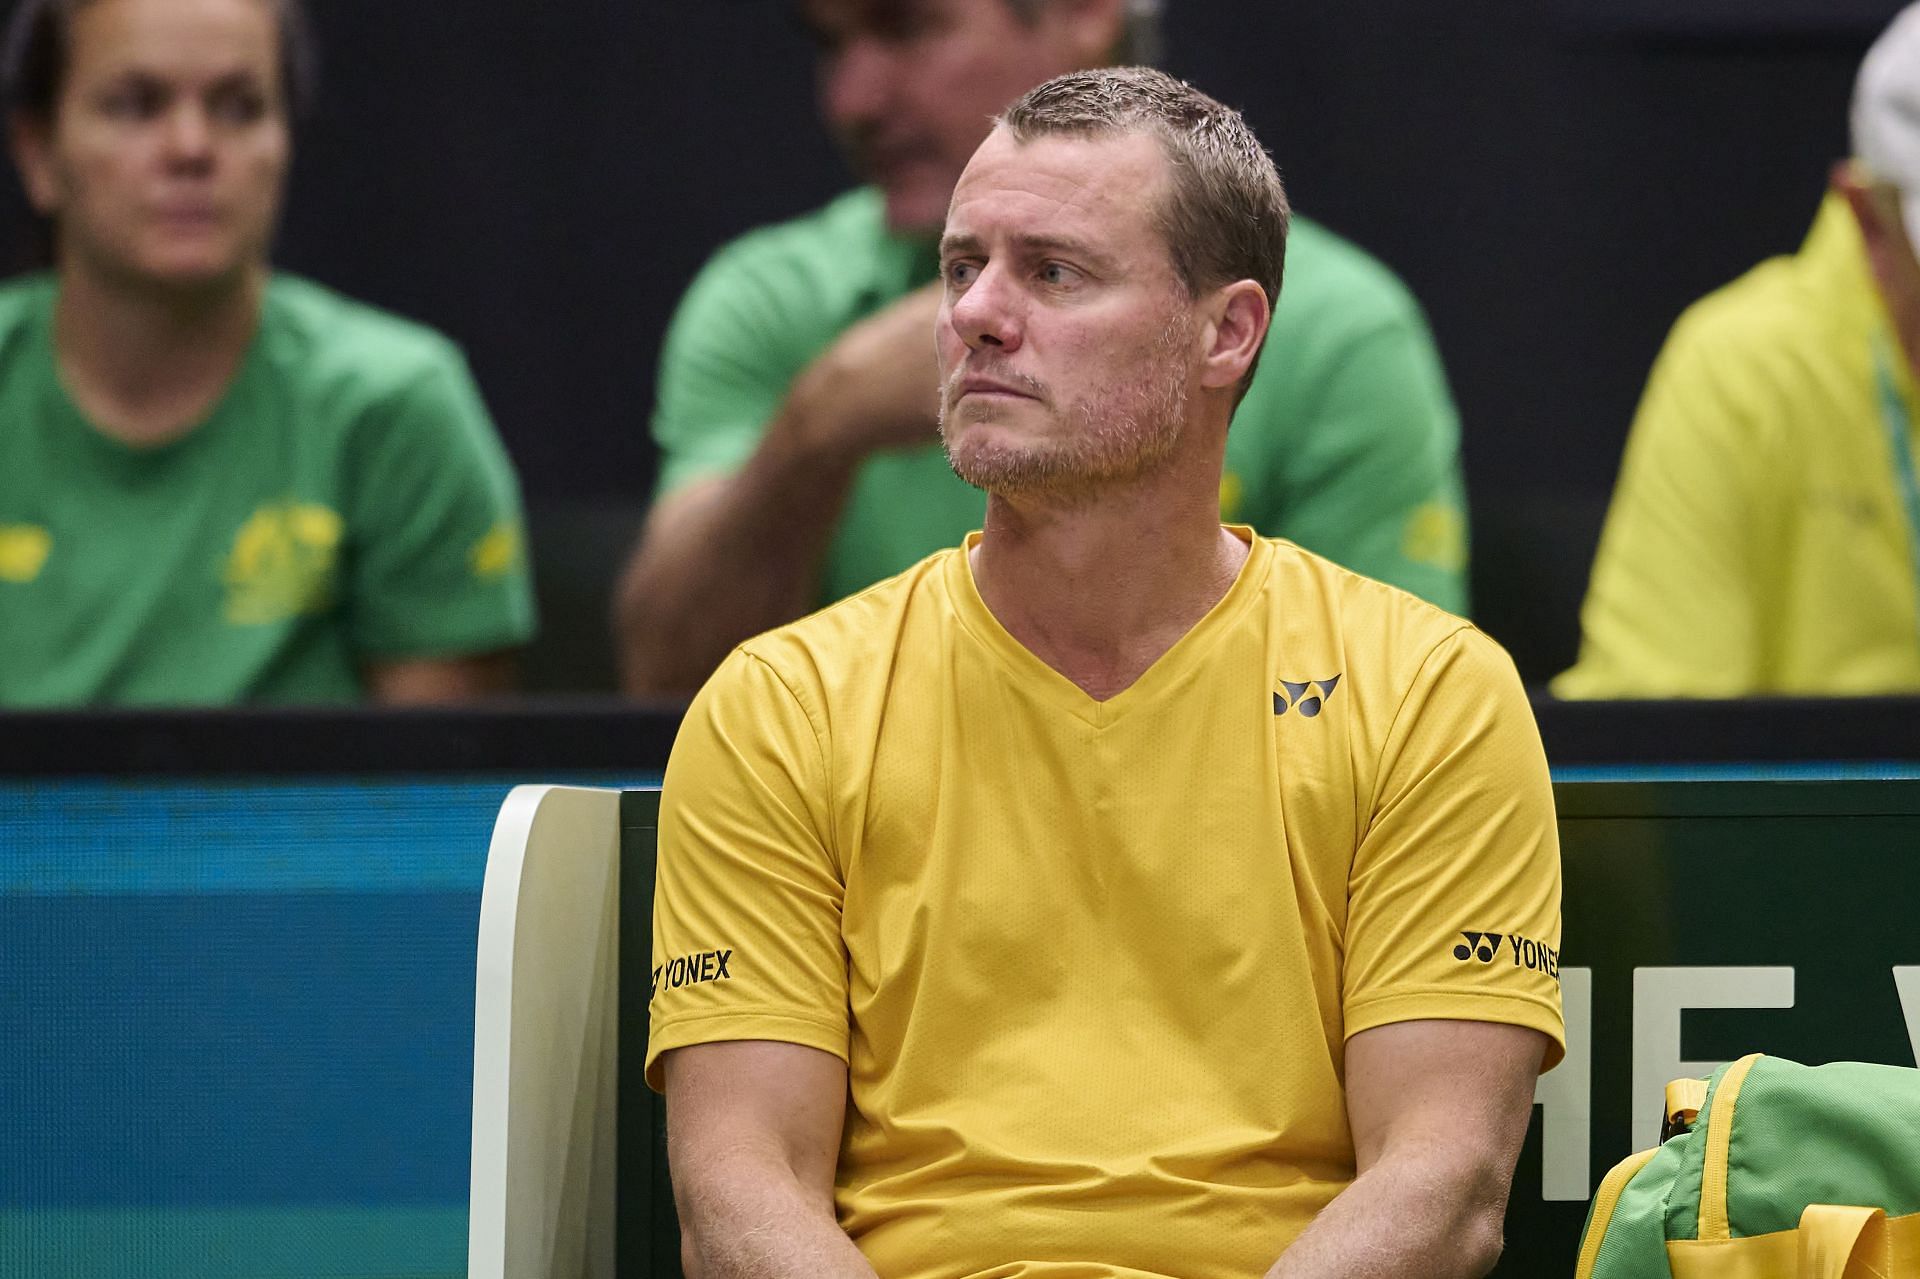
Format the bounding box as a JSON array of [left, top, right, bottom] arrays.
[[1868, 335, 1920, 636]]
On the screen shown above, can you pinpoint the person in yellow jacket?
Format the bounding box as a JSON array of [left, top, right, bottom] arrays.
[[1557, 4, 1920, 698]]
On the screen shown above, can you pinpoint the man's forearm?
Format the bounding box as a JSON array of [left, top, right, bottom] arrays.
[[616, 405, 861, 696], [676, 1159, 878, 1279], [1263, 1149, 1510, 1279]]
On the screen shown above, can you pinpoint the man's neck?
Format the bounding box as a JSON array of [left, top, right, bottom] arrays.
[[54, 262, 266, 447], [969, 457, 1250, 702]]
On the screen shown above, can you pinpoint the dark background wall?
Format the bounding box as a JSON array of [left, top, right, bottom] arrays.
[[0, 0, 1899, 687]]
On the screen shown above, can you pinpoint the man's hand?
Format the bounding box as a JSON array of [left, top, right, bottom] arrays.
[[1265, 1019, 1548, 1279], [614, 281, 944, 696], [784, 280, 944, 462]]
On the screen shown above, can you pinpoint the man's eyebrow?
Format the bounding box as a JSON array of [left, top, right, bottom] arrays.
[[938, 231, 1118, 271], [1014, 233, 1116, 269], [939, 232, 985, 259]]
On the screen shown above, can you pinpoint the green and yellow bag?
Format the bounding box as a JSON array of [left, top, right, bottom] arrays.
[[1575, 1054, 1920, 1278]]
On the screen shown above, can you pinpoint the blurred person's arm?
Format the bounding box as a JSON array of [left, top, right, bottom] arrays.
[[1263, 1020, 1547, 1279], [663, 1041, 876, 1279], [616, 284, 941, 697], [1554, 311, 1777, 698], [363, 652, 517, 703]]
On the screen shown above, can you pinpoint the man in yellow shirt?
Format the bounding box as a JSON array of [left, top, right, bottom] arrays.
[[649, 69, 1563, 1279], [1557, 4, 1920, 697]]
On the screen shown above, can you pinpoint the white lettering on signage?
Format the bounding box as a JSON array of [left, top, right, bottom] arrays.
[[1532, 966, 1920, 1202], [1630, 967, 1795, 1152], [1896, 967, 1920, 1066], [1532, 967, 1591, 1201]]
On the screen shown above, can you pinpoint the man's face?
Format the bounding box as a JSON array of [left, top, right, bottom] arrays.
[[802, 0, 1102, 235], [936, 127, 1201, 500], [12, 0, 290, 292]]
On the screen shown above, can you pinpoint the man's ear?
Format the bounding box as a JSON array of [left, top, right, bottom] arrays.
[[1198, 279, 1270, 394], [1038, 0, 1128, 69], [8, 112, 63, 216]]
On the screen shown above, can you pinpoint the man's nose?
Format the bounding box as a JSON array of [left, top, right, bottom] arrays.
[[949, 265, 1023, 352]]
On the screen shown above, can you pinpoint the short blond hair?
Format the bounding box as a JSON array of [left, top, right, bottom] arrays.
[[999, 67, 1290, 392]]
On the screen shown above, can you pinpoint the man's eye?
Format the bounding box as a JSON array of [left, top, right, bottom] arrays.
[[1039, 263, 1078, 285], [946, 261, 979, 286]]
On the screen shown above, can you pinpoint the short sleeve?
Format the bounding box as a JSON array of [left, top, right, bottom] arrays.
[[1344, 627, 1565, 1070], [341, 347, 536, 658], [645, 648, 851, 1090], [1246, 312, 1470, 615], [650, 241, 821, 499], [1554, 312, 1781, 698]]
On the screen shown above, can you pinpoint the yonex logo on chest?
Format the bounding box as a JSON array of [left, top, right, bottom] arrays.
[[1273, 674, 1341, 717]]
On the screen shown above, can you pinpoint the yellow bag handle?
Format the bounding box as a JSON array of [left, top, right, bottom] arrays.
[[1668, 1209, 1920, 1279], [1796, 1204, 1888, 1279]]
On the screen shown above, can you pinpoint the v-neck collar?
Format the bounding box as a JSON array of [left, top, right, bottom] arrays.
[[944, 526, 1271, 729]]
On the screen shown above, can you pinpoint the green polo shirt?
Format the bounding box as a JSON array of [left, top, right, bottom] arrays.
[[0, 273, 536, 706], [652, 187, 1468, 611]]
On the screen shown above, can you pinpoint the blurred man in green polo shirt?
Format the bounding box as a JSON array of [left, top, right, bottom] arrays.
[[615, 0, 1471, 695]]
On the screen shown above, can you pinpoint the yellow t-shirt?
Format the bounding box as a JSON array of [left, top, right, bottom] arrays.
[[648, 531, 1563, 1279], [1556, 193, 1920, 698]]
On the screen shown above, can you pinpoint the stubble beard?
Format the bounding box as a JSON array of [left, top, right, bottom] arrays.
[[938, 316, 1195, 505]]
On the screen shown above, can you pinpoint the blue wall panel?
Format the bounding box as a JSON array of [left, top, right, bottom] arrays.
[[0, 777, 650, 1278]]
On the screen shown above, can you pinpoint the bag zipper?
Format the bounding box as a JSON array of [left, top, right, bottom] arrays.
[[1698, 1053, 1765, 1242]]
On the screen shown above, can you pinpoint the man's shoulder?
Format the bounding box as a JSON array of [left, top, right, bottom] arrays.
[[1664, 251, 1845, 369], [0, 271, 53, 312], [731, 547, 959, 694], [1274, 216, 1428, 333], [1263, 536, 1500, 678], [717, 187, 889, 261], [660, 187, 908, 379], [692, 188, 893, 299], [0, 272, 53, 350]]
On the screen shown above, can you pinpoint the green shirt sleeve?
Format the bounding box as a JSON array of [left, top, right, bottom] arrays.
[[1238, 306, 1470, 615], [342, 347, 537, 658], [651, 238, 830, 499]]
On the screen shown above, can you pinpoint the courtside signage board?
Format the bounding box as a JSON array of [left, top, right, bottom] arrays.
[[1497, 779, 1920, 1276], [1, 775, 1913, 1276]]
